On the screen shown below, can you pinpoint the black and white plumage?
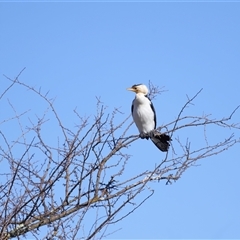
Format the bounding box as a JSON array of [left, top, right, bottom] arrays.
[[127, 84, 171, 152]]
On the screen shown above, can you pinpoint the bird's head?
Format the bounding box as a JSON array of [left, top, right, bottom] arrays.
[[127, 84, 148, 95]]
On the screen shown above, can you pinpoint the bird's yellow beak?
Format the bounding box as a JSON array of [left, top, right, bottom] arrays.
[[127, 87, 136, 92]]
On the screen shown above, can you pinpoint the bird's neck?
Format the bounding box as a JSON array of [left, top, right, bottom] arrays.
[[136, 92, 147, 98], [135, 93, 149, 104]]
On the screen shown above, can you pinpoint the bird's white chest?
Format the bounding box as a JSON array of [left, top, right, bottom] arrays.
[[132, 95, 155, 133]]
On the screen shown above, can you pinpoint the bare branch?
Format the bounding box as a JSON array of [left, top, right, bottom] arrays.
[[0, 71, 239, 239]]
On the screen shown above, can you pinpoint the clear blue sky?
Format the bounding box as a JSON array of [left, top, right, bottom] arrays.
[[1, 2, 240, 239]]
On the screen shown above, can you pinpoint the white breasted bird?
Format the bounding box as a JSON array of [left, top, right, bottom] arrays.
[[127, 84, 171, 152]]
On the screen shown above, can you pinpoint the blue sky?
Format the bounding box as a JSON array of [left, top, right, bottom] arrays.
[[1, 2, 240, 239]]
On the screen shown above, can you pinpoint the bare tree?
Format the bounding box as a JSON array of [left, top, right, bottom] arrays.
[[0, 69, 239, 239]]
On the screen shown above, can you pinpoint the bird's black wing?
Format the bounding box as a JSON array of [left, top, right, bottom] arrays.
[[145, 95, 157, 129], [131, 100, 134, 114]]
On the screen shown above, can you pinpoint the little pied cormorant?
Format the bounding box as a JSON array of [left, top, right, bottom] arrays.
[[127, 84, 171, 152]]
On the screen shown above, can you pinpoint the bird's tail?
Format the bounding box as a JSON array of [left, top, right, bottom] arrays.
[[150, 130, 171, 152]]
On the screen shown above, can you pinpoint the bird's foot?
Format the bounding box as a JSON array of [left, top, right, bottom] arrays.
[[139, 132, 150, 139]]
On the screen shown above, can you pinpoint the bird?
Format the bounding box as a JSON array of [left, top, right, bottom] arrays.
[[127, 84, 171, 152]]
